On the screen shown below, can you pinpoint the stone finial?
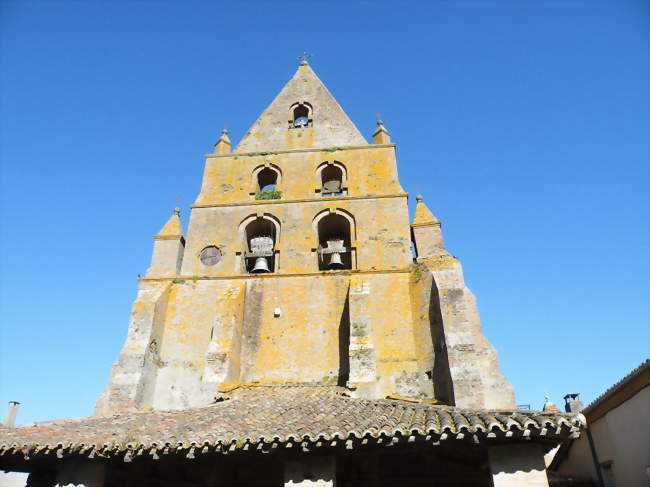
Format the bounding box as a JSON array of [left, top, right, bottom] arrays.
[[213, 129, 232, 154], [372, 119, 391, 144], [413, 195, 440, 226], [155, 208, 184, 240]]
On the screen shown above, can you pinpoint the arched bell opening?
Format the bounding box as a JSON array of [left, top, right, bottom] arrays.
[[315, 162, 347, 196], [257, 167, 278, 192], [316, 213, 353, 270], [250, 164, 282, 199], [243, 217, 277, 273], [288, 102, 313, 129], [321, 165, 344, 196]]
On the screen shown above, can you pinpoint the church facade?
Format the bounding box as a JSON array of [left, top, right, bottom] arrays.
[[0, 61, 583, 486]]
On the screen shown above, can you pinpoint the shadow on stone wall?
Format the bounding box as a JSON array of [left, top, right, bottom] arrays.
[[337, 292, 350, 387], [429, 278, 455, 406]]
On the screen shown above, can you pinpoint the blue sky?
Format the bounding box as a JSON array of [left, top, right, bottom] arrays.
[[1, 1, 647, 424]]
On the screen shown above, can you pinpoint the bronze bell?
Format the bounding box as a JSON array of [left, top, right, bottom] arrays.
[[251, 257, 270, 273]]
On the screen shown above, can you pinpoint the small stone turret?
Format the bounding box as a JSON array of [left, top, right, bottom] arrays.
[[213, 129, 232, 154], [411, 195, 446, 258], [410, 195, 515, 409], [146, 208, 185, 277], [372, 120, 391, 144]]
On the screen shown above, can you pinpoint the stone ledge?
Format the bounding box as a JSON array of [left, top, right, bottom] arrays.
[[205, 143, 397, 159], [191, 193, 408, 209], [138, 268, 411, 282]]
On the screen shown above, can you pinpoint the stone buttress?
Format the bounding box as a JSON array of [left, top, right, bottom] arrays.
[[96, 61, 514, 415]]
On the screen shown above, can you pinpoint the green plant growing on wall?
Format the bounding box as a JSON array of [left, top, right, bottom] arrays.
[[255, 189, 282, 200]]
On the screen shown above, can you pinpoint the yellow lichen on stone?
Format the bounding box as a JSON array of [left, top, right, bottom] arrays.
[[96, 61, 515, 417], [412, 196, 440, 227], [155, 208, 183, 239]]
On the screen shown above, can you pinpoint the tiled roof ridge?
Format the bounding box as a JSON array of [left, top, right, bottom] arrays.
[[0, 387, 584, 463], [583, 359, 649, 413]]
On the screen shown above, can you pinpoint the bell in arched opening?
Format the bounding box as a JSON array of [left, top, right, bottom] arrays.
[[248, 236, 274, 273], [289, 102, 313, 129], [244, 218, 277, 273], [251, 256, 271, 273], [320, 164, 344, 197], [321, 238, 346, 269], [317, 213, 352, 270]]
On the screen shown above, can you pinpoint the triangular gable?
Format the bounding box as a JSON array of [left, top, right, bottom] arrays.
[[236, 63, 367, 152]]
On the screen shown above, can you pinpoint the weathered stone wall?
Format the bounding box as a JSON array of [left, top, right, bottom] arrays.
[[146, 238, 184, 278], [182, 196, 411, 277], [194, 145, 402, 207], [236, 63, 367, 152], [408, 263, 453, 403], [417, 254, 515, 409], [97, 63, 515, 414], [95, 281, 171, 415], [99, 270, 430, 413]]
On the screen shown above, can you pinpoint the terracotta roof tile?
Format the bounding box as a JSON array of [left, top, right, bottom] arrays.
[[0, 386, 584, 461], [584, 359, 649, 414]]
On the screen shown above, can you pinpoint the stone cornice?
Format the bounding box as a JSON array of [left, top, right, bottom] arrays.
[[191, 193, 408, 209], [204, 143, 396, 159], [139, 268, 410, 282], [411, 222, 441, 229]]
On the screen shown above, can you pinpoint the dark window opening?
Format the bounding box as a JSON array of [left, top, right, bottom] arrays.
[[317, 214, 352, 270], [244, 218, 276, 273], [321, 165, 344, 196], [257, 167, 278, 192], [289, 103, 312, 129]]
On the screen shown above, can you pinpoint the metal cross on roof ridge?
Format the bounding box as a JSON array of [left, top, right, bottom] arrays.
[[297, 51, 313, 64]]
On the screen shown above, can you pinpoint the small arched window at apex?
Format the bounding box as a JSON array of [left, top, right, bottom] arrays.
[[289, 102, 313, 129]]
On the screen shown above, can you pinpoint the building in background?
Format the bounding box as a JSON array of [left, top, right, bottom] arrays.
[[0, 61, 584, 486], [551, 360, 650, 487]]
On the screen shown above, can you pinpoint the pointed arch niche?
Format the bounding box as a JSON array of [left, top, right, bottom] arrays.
[[288, 102, 313, 129], [312, 209, 356, 271], [237, 214, 281, 273], [315, 162, 348, 196]]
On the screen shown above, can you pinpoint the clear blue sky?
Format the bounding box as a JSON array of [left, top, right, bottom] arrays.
[[1, 1, 648, 424]]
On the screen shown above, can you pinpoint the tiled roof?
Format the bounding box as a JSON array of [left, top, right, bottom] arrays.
[[0, 386, 583, 461], [584, 359, 649, 414]]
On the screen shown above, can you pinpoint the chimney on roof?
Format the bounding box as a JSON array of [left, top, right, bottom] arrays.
[[3, 401, 20, 427], [563, 393, 584, 413]]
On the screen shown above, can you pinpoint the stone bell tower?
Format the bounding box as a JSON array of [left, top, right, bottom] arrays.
[[96, 60, 514, 416]]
